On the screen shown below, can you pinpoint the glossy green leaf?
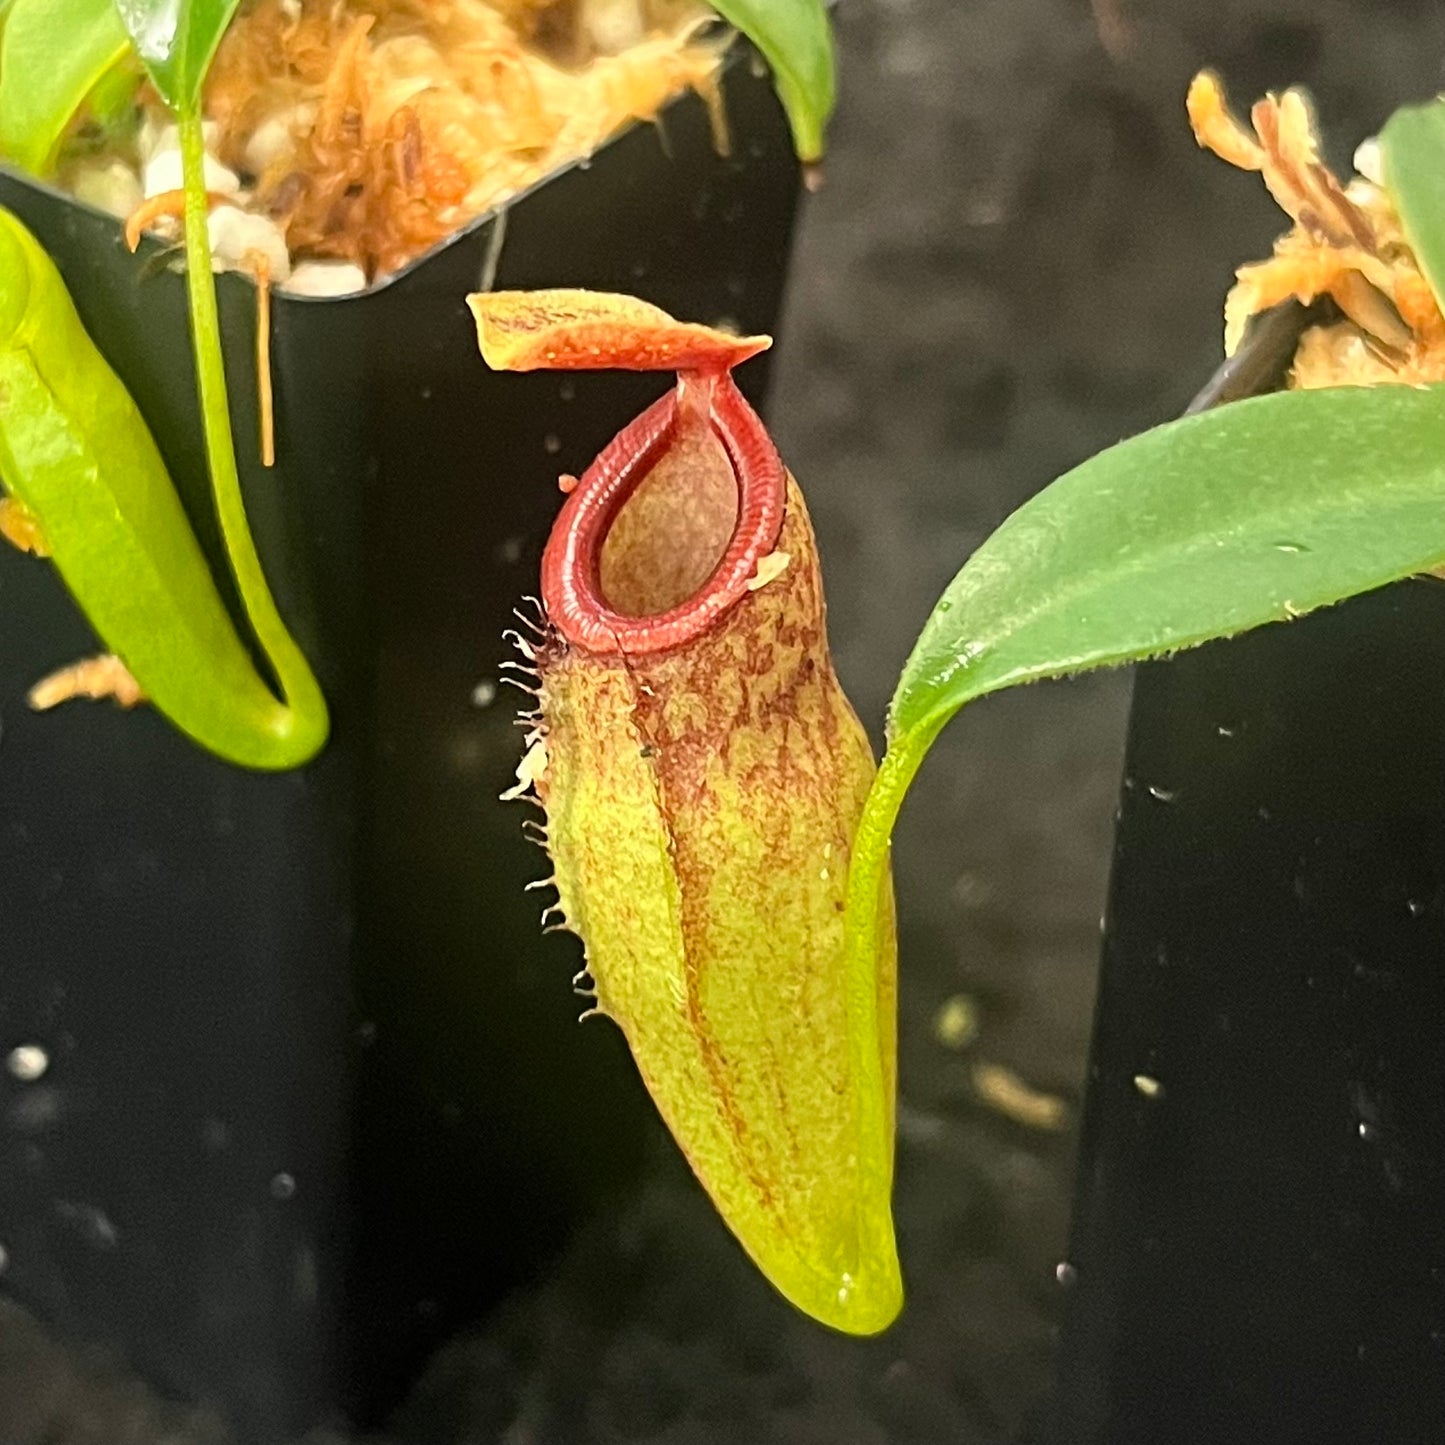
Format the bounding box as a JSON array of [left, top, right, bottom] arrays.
[[891, 387, 1445, 736], [842, 384, 1445, 1063], [1380, 98, 1445, 314], [0, 206, 327, 768], [711, 0, 835, 162], [0, 0, 130, 173], [61, 0, 332, 767], [111, 0, 241, 112]]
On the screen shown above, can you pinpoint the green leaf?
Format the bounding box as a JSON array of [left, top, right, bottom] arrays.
[[0, 0, 131, 174], [85, 2, 329, 766], [1380, 98, 1445, 314], [889, 386, 1445, 737], [171, 104, 329, 761], [0, 206, 327, 768], [711, 0, 835, 163], [841, 384, 1445, 1067], [111, 0, 241, 112]]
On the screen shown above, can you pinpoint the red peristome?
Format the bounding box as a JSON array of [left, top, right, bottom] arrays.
[[540, 370, 785, 657]]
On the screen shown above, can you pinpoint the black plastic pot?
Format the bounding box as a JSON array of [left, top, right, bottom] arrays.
[[1052, 320, 1445, 1442], [0, 50, 800, 1442]]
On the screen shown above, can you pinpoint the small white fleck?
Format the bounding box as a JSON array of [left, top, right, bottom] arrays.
[[142, 138, 239, 202], [1353, 137, 1383, 185], [7, 1045, 49, 1082], [207, 205, 291, 283], [1055, 1261, 1078, 1286], [584, 0, 643, 50], [1133, 1074, 1164, 1100], [933, 995, 980, 1050], [270, 1172, 297, 1200], [281, 260, 367, 298], [471, 680, 498, 708]]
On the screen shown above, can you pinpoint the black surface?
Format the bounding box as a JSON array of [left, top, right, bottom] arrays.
[[1055, 578, 1445, 1444], [0, 50, 799, 1444]]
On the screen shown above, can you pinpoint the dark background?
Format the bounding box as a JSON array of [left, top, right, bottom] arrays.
[[6, 1, 1444, 1442]]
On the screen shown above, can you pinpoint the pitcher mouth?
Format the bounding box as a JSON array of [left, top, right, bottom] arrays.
[[540, 370, 785, 657]]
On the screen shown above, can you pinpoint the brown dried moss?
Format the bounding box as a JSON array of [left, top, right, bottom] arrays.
[[202, 0, 725, 279]]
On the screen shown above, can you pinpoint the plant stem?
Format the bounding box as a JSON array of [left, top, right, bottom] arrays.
[[177, 106, 327, 757], [842, 715, 945, 1194]]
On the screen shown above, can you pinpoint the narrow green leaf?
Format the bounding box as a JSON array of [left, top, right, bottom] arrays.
[[711, 0, 835, 162], [111, 0, 241, 112], [92, 1, 329, 765], [1380, 98, 1445, 314], [841, 384, 1445, 1082], [172, 106, 330, 756], [0, 206, 327, 768], [0, 0, 130, 174]]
